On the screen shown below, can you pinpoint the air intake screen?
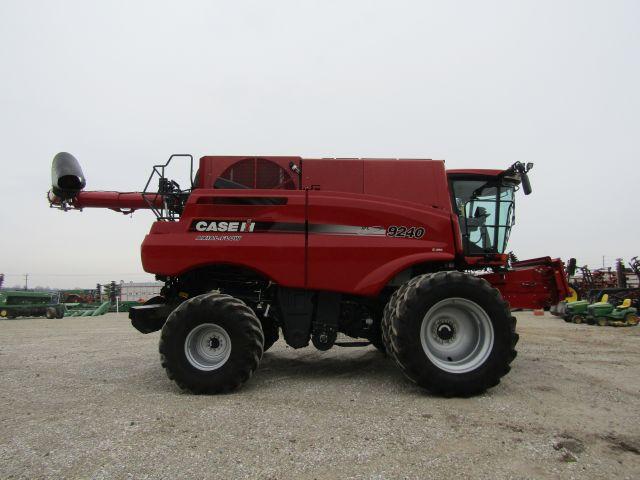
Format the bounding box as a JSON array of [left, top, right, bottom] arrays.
[[218, 158, 295, 190]]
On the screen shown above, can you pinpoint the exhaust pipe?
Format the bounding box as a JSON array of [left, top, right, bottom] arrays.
[[51, 152, 86, 200]]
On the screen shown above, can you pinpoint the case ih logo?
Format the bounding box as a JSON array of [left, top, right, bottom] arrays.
[[191, 220, 255, 233]]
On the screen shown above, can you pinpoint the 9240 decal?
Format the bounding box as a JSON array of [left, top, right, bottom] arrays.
[[386, 225, 425, 239]]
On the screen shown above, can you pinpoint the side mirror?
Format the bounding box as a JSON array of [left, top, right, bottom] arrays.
[[506, 161, 533, 195], [521, 172, 532, 195]]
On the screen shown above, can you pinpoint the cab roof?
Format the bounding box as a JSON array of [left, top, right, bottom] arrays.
[[446, 169, 504, 176]]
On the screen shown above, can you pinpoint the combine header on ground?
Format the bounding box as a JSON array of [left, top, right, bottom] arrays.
[[48, 152, 569, 396]]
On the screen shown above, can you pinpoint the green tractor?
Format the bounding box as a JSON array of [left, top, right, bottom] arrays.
[[563, 297, 591, 324], [588, 298, 638, 327], [564, 294, 638, 326]]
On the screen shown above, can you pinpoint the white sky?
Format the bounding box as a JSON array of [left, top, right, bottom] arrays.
[[0, 0, 638, 289]]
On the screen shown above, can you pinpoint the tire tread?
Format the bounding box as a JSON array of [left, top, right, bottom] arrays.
[[388, 271, 518, 396], [159, 293, 264, 394]]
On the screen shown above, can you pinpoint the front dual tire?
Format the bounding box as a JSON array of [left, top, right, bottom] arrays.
[[384, 271, 518, 396]]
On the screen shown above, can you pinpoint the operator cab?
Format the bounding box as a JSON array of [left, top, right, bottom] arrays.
[[448, 162, 533, 257]]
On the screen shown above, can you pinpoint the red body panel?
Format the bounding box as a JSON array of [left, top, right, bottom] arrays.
[[55, 155, 568, 309], [143, 190, 307, 288], [138, 157, 460, 297], [302, 158, 364, 193], [302, 158, 450, 209], [140, 186, 456, 297], [307, 191, 454, 295]]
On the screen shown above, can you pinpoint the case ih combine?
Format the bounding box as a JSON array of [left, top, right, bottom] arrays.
[[48, 153, 569, 396]]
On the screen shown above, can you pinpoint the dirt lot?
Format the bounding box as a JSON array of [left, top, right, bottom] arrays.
[[1, 312, 639, 479]]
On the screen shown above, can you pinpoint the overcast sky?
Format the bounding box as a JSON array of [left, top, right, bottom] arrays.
[[0, 0, 638, 289]]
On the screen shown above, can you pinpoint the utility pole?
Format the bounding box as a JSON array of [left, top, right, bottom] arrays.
[[602, 256, 605, 269], [24, 273, 29, 291]]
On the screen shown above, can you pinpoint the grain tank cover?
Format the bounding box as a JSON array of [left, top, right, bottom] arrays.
[[302, 158, 450, 209]]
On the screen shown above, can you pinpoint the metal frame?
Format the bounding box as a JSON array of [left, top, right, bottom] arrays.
[[142, 154, 194, 221]]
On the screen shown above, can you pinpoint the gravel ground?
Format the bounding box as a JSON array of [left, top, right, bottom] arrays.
[[1, 311, 639, 479]]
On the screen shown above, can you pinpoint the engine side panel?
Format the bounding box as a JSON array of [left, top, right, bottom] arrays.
[[141, 188, 456, 297], [306, 191, 455, 296], [141, 190, 307, 288]]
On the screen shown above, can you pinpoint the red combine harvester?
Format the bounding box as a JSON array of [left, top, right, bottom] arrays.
[[48, 153, 569, 396]]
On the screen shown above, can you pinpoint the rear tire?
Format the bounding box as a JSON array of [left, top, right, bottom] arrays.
[[389, 271, 518, 397], [45, 307, 56, 319], [159, 293, 264, 394], [625, 313, 639, 326]]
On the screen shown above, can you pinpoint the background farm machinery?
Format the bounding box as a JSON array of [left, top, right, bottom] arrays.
[[0, 290, 65, 319], [553, 257, 640, 327], [564, 257, 640, 308], [0, 282, 138, 319], [564, 294, 638, 327], [62, 282, 141, 315]]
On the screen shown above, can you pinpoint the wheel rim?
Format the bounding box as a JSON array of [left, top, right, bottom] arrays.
[[184, 323, 232, 371], [420, 298, 494, 374]]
